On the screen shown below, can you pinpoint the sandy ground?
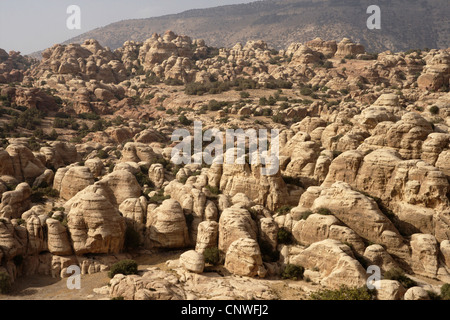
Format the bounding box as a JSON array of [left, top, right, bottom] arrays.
[[0, 250, 319, 300]]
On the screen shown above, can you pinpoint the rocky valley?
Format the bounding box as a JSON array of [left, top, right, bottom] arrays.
[[0, 30, 449, 300]]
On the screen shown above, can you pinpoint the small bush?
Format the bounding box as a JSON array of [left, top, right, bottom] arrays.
[[281, 264, 304, 280], [282, 176, 303, 188], [310, 285, 375, 300], [108, 260, 138, 278], [277, 227, 293, 245], [300, 210, 313, 220], [203, 247, 221, 265], [276, 205, 292, 215], [441, 283, 450, 300], [30, 186, 59, 203], [240, 91, 250, 99], [97, 149, 108, 159], [300, 87, 313, 96], [429, 105, 439, 114], [205, 185, 220, 195], [384, 268, 417, 289], [148, 190, 170, 204], [111, 296, 125, 300], [134, 171, 154, 188], [0, 272, 11, 294], [178, 115, 192, 126], [316, 207, 333, 216]]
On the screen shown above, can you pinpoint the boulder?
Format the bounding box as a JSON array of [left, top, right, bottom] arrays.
[[224, 238, 266, 278], [180, 250, 205, 273], [145, 199, 190, 249], [67, 192, 126, 255]]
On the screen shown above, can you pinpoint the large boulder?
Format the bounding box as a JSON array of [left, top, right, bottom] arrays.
[[292, 239, 367, 289], [224, 238, 266, 278], [145, 199, 190, 249], [67, 192, 126, 255], [54, 166, 95, 201], [0, 183, 31, 219], [218, 206, 257, 253], [180, 250, 205, 273]]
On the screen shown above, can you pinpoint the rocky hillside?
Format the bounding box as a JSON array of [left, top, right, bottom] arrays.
[[62, 0, 450, 54], [0, 31, 449, 300]]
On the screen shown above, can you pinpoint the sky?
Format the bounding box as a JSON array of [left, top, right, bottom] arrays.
[[0, 0, 258, 54]]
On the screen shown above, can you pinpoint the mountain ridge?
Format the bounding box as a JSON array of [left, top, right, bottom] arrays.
[[31, 0, 449, 58]]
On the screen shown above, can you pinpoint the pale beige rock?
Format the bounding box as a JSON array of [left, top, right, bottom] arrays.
[[404, 286, 430, 300], [195, 221, 218, 253], [5, 144, 46, 182], [85, 158, 105, 178], [119, 196, 147, 241], [148, 163, 165, 188], [292, 214, 340, 246], [218, 207, 257, 253], [121, 142, 159, 163], [145, 199, 190, 249], [311, 182, 408, 258], [0, 183, 31, 219], [410, 233, 439, 278], [32, 169, 54, 189], [441, 240, 450, 269], [293, 239, 367, 289], [54, 166, 95, 201], [98, 170, 141, 205], [0, 218, 22, 260], [180, 250, 205, 273], [47, 218, 73, 255], [67, 192, 126, 255], [109, 267, 186, 300], [258, 217, 278, 251], [224, 238, 266, 278], [374, 280, 406, 300], [363, 244, 398, 272]]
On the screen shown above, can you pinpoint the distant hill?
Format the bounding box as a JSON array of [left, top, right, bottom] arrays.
[[60, 0, 449, 54]]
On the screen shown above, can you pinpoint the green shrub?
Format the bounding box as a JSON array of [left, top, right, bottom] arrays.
[[30, 186, 59, 203], [178, 115, 192, 126], [203, 247, 221, 265], [441, 283, 450, 300], [110, 296, 125, 300], [282, 176, 303, 188], [0, 272, 11, 294], [384, 268, 417, 289], [310, 286, 375, 300], [108, 260, 138, 278], [300, 87, 313, 96], [240, 91, 250, 99], [276, 205, 292, 215], [134, 171, 154, 188], [277, 227, 293, 245], [97, 149, 108, 159], [205, 185, 220, 195], [281, 264, 304, 280], [316, 207, 333, 216], [124, 226, 141, 250], [148, 190, 170, 204], [300, 211, 313, 220], [429, 106, 439, 114]]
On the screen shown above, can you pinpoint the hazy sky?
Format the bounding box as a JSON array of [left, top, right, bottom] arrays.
[[0, 0, 258, 54]]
